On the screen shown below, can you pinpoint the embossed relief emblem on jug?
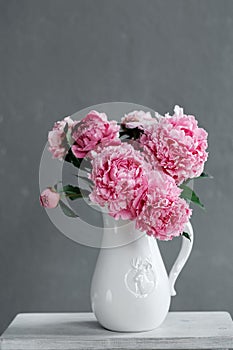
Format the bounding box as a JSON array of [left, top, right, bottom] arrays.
[[125, 257, 156, 298]]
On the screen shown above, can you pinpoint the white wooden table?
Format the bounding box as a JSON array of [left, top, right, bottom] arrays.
[[1, 312, 233, 350]]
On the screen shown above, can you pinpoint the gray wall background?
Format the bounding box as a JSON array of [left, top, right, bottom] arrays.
[[1, 0, 233, 334]]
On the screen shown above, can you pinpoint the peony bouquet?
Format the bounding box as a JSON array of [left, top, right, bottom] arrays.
[[40, 106, 208, 241]]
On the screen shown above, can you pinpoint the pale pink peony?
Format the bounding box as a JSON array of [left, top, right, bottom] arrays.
[[40, 188, 60, 208], [71, 110, 120, 159], [136, 170, 192, 240], [48, 116, 74, 159], [89, 143, 148, 220], [140, 105, 208, 184], [121, 110, 156, 129]]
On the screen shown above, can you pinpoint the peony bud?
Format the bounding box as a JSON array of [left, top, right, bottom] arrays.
[[40, 188, 60, 208]]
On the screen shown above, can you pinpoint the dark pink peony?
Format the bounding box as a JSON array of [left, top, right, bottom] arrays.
[[136, 170, 192, 240], [89, 143, 148, 220], [140, 105, 208, 184], [71, 110, 120, 159]]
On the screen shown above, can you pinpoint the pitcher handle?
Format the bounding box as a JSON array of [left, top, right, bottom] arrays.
[[168, 221, 194, 296]]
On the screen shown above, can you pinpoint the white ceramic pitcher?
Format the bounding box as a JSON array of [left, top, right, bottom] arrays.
[[90, 214, 193, 332]]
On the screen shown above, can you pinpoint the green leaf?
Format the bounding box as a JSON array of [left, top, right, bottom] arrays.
[[62, 185, 90, 200], [64, 149, 92, 172], [64, 148, 82, 168], [63, 185, 81, 193], [59, 200, 78, 217], [182, 231, 191, 241], [179, 184, 205, 209], [63, 122, 68, 134], [197, 172, 213, 179], [119, 126, 144, 140]]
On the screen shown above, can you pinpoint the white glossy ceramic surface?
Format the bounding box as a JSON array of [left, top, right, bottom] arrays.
[[90, 216, 193, 332]]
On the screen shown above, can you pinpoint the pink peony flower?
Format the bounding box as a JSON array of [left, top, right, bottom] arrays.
[[136, 170, 192, 240], [48, 116, 74, 159], [89, 138, 121, 160], [40, 188, 60, 208], [121, 110, 156, 129], [71, 110, 120, 159], [140, 105, 208, 184], [89, 143, 148, 220]]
